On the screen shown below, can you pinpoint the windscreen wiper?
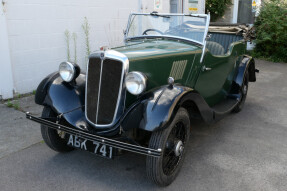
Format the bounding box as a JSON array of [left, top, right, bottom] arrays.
[[150, 11, 170, 18]]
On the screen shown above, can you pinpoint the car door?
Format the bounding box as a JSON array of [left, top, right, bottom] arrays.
[[194, 52, 238, 106]]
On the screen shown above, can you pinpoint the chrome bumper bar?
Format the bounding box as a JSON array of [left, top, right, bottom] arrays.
[[26, 112, 162, 157]]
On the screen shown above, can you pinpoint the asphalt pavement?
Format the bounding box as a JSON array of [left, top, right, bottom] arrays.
[[0, 59, 286, 191]]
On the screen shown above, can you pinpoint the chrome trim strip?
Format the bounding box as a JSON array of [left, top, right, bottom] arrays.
[[95, 59, 103, 124], [26, 113, 162, 157], [200, 13, 210, 63], [124, 13, 209, 46], [125, 13, 133, 39], [85, 50, 129, 128], [130, 13, 208, 17], [125, 35, 203, 46]]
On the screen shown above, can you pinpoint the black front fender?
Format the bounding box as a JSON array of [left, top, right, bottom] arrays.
[[35, 73, 89, 131], [121, 85, 214, 132], [35, 72, 59, 105], [35, 75, 215, 134], [139, 85, 187, 132]]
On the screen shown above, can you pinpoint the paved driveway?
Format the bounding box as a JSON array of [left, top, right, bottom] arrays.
[[0, 60, 286, 191]]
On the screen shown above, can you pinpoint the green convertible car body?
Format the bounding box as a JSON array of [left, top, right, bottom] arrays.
[[27, 13, 257, 186]]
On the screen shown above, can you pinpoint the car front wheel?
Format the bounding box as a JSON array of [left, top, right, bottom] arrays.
[[146, 108, 190, 186], [41, 107, 74, 152]]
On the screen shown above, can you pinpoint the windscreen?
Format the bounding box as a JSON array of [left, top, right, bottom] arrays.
[[126, 14, 208, 45]]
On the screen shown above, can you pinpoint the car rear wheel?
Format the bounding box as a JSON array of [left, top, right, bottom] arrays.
[[41, 107, 74, 152], [146, 108, 190, 186], [233, 70, 249, 113]]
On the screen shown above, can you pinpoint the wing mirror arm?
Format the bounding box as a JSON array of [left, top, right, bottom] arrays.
[[205, 34, 212, 41]]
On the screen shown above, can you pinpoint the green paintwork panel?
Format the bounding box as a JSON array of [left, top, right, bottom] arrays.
[[113, 39, 202, 107], [114, 39, 201, 61], [195, 41, 246, 106], [112, 38, 246, 108]]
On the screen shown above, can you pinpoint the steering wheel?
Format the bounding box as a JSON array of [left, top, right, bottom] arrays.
[[142, 29, 163, 35]]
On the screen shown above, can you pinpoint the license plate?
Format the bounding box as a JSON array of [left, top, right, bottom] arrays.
[[67, 134, 113, 159]]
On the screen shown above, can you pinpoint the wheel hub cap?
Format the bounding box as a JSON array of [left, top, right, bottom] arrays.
[[174, 140, 184, 156]]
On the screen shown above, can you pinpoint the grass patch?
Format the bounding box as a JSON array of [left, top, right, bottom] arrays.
[[13, 101, 20, 110], [6, 100, 13, 108], [6, 100, 20, 110], [2, 90, 37, 111]]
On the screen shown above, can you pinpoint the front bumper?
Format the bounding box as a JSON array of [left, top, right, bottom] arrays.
[[26, 112, 162, 157]]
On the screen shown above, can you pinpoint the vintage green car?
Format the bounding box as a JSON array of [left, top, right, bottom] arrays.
[[27, 12, 257, 186]]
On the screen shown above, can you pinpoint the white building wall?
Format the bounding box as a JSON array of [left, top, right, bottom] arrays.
[[2, 0, 201, 98], [5, 0, 139, 95], [183, 0, 205, 14], [139, 0, 170, 13], [0, 1, 14, 99]]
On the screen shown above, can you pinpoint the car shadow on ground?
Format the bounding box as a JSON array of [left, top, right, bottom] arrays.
[[40, 118, 227, 190]]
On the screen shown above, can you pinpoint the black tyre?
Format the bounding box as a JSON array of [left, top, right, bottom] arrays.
[[233, 70, 249, 113], [41, 107, 74, 152], [146, 108, 190, 186]]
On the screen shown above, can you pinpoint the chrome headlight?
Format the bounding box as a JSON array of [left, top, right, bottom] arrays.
[[125, 72, 147, 95], [59, 62, 80, 82]]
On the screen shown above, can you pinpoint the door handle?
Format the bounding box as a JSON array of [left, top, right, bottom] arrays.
[[202, 65, 212, 71]]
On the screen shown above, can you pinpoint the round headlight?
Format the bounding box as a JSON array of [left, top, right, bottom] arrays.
[[125, 72, 147, 95], [59, 62, 79, 82]]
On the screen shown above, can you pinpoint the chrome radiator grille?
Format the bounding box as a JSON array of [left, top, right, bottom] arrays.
[[86, 56, 124, 126]]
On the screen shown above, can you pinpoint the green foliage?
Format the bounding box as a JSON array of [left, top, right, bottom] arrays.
[[32, 90, 36, 95], [63, 17, 92, 66], [254, 0, 287, 62], [7, 100, 13, 108], [13, 101, 20, 110], [205, 0, 231, 21], [82, 17, 91, 63], [6, 100, 20, 110], [64, 30, 71, 62], [72, 33, 77, 64]]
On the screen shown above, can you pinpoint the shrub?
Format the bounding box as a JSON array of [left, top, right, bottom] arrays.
[[254, 0, 287, 62], [206, 0, 232, 22], [72, 32, 77, 64], [82, 17, 91, 63], [64, 30, 71, 62]]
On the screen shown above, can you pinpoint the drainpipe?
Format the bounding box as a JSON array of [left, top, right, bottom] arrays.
[[138, 0, 142, 13], [0, 0, 14, 99]]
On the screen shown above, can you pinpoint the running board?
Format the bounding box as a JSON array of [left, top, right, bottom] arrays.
[[26, 112, 162, 157], [212, 97, 239, 113]]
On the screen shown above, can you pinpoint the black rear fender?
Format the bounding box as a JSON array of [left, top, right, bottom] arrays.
[[248, 58, 256, 82], [234, 56, 256, 87]]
